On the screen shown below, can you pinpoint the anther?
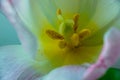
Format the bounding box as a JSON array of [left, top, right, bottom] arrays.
[[57, 9, 62, 15], [57, 9, 64, 22], [73, 14, 80, 32], [79, 29, 91, 40], [46, 30, 64, 40]]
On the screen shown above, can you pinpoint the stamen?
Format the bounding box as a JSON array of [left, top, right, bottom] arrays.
[[46, 9, 93, 49], [79, 29, 91, 40], [57, 9, 62, 15], [73, 14, 80, 32], [46, 30, 64, 40], [57, 9, 64, 22], [59, 40, 67, 49], [71, 33, 80, 47]]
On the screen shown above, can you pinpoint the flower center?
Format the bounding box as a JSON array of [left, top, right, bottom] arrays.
[[46, 9, 91, 49]]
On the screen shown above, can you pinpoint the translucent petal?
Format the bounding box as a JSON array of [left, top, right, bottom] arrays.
[[35, 0, 58, 28], [91, 0, 120, 28], [55, 0, 97, 26], [7, 0, 37, 31], [112, 13, 120, 29], [42, 64, 89, 80], [82, 16, 120, 46], [8, 0, 98, 32], [9, 0, 58, 32], [82, 0, 120, 46], [0, 45, 41, 80]]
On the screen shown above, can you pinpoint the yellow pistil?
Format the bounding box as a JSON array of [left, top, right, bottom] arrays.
[[46, 9, 91, 49]]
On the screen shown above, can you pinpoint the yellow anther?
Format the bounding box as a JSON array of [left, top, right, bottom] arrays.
[[73, 14, 79, 23], [73, 14, 80, 32], [59, 40, 67, 49], [79, 29, 91, 40], [57, 9, 62, 15], [46, 29, 64, 40], [71, 33, 80, 47], [57, 9, 64, 22]]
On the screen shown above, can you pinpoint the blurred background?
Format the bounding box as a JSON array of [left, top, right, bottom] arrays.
[[0, 13, 20, 46]]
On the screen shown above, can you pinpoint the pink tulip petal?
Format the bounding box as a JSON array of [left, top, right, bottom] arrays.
[[0, 0, 38, 58], [83, 27, 120, 80]]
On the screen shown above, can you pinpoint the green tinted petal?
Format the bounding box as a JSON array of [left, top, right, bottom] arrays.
[[82, 15, 120, 46], [11, 0, 58, 33], [81, 0, 120, 46], [112, 13, 120, 29], [55, 0, 97, 26], [35, 0, 58, 28], [92, 0, 120, 28]]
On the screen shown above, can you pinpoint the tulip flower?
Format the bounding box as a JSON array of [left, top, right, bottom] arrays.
[[0, 0, 120, 80]]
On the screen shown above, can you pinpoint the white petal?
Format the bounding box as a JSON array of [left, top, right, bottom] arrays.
[[9, 0, 98, 31], [1, 0, 38, 58], [92, 0, 120, 27], [83, 27, 120, 80], [9, 0, 35, 30], [54, 0, 97, 27], [42, 64, 89, 80], [112, 14, 120, 29], [0, 45, 42, 80], [9, 0, 58, 30], [35, 0, 58, 28], [55, 0, 97, 17]]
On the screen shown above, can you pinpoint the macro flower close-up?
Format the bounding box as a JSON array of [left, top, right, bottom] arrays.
[[0, 0, 120, 80]]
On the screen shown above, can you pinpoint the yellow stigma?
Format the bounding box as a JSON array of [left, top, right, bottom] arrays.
[[46, 9, 91, 49]]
